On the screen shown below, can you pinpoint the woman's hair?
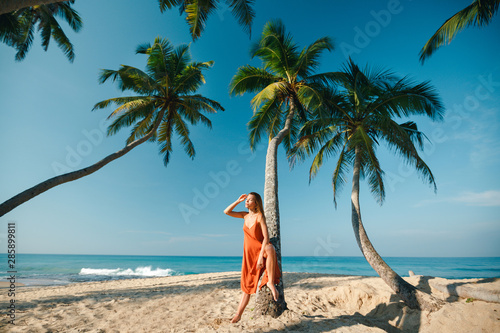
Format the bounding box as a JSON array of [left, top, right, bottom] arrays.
[[248, 192, 264, 214]]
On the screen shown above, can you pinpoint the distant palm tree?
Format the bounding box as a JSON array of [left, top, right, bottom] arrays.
[[420, 0, 499, 63], [290, 59, 445, 310], [230, 19, 334, 316], [4, 0, 82, 61], [0, 0, 67, 16], [158, 0, 255, 40], [0, 37, 223, 217]]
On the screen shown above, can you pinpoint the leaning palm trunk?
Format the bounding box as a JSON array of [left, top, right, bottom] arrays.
[[0, 0, 67, 15], [351, 147, 443, 311], [255, 107, 296, 317], [0, 109, 166, 217]]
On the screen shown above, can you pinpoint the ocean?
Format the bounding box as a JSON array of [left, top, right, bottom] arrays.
[[2, 254, 499, 287]]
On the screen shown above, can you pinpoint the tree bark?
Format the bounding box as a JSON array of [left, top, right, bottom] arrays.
[[0, 109, 166, 218], [350, 146, 443, 311], [255, 105, 295, 318]]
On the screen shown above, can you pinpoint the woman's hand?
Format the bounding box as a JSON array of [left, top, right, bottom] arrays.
[[256, 256, 264, 270], [224, 194, 247, 217], [237, 194, 247, 203]]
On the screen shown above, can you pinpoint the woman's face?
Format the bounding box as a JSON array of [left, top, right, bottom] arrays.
[[245, 194, 257, 210]]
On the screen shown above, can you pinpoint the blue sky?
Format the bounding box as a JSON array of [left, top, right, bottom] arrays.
[[0, 0, 499, 257]]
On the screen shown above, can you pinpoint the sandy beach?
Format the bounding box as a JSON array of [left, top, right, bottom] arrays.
[[1, 271, 499, 332]]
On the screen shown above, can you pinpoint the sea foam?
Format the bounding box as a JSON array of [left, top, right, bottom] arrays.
[[79, 266, 175, 277]]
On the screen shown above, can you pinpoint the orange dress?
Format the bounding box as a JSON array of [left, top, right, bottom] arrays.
[[240, 220, 281, 294]]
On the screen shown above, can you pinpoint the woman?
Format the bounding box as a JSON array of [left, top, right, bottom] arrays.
[[224, 192, 281, 323]]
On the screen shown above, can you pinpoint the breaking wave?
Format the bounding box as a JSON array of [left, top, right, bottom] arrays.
[[79, 266, 175, 277]]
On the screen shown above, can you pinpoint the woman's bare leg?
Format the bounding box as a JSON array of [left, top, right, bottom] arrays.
[[264, 244, 279, 301], [231, 292, 250, 323]]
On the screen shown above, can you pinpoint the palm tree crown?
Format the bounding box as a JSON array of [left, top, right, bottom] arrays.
[[158, 0, 255, 40], [11, 0, 82, 61], [290, 59, 445, 206], [93, 36, 224, 166], [230, 19, 335, 151], [420, 0, 499, 63]]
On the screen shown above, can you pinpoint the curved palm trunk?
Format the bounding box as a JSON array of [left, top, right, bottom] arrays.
[[0, 109, 166, 218], [351, 147, 443, 311], [0, 0, 67, 15], [255, 105, 296, 317]]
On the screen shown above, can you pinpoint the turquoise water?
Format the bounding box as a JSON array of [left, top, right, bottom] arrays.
[[2, 254, 499, 286]]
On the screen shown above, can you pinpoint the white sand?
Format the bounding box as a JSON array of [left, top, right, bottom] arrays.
[[1, 272, 499, 332]]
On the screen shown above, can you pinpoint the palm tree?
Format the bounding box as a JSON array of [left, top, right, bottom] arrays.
[[9, 1, 82, 61], [158, 0, 255, 40], [289, 59, 445, 311], [0, 0, 68, 15], [229, 19, 334, 316], [0, 37, 223, 218], [419, 0, 499, 63]]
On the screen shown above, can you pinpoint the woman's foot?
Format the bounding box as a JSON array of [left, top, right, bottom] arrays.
[[231, 314, 241, 323], [267, 282, 279, 301]]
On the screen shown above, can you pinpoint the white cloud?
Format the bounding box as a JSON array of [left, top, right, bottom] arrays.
[[120, 230, 171, 236], [451, 190, 500, 206], [415, 190, 500, 207], [200, 234, 229, 238]]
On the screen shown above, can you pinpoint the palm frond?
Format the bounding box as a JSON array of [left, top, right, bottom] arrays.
[[229, 65, 277, 96], [178, 94, 224, 118], [13, 2, 81, 61], [225, 0, 255, 35], [398, 121, 428, 151], [170, 43, 191, 78], [98, 66, 159, 94], [174, 61, 213, 94], [184, 0, 218, 40], [296, 84, 324, 113], [105, 100, 157, 136], [355, 127, 385, 204], [173, 112, 196, 158], [377, 119, 436, 191], [248, 97, 282, 150], [0, 12, 20, 45], [331, 146, 354, 207], [289, 120, 340, 166], [370, 79, 444, 121], [158, 0, 183, 12], [106, 107, 148, 137], [106, 98, 156, 120], [92, 96, 154, 111], [250, 19, 299, 78], [157, 111, 175, 166], [250, 81, 288, 112], [420, 0, 499, 63], [295, 36, 334, 78], [282, 112, 302, 154], [38, 8, 53, 51], [308, 130, 346, 182], [44, 14, 75, 61], [126, 113, 156, 144], [13, 10, 34, 61], [54, 2, 82, 32], [138, 36, 174, 82]]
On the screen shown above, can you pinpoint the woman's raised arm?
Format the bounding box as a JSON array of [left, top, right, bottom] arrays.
[[224, 194, 247, 218]]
